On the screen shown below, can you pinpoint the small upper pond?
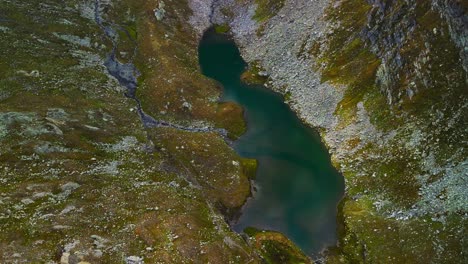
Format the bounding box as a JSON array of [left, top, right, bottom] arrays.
[[199, 28, 344, 256]]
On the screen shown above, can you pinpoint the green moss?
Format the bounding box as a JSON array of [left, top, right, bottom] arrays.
[[322, 38, 381, 127], [330, 195, 465, 264], [320, 0, 468, 262], [245, 229, 313, 264], [244, 226, 262, 236], [241, 60, 268, 85], [0, 0, 261, 262], [314, 0, 382, 127], [125, 23, 138, 40], [215, 101, 247, 140], [152, 128, 251, 210], [214, 24, 231, 34], [252, 0, 285, 22], [241, 158, 258, 179], [323, 0, 371, 53]]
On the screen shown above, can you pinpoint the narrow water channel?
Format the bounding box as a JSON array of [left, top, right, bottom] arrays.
[[199, 29, 344, 256]]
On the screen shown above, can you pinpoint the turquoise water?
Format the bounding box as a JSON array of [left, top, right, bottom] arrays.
[[199, 29, 344, 256]]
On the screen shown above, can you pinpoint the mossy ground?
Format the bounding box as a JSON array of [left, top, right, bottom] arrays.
[[251, 0, 285, 23], [240, 60, 269, 85], [232, 0, 285, 36], [126, 0, 248, 140], [150, 128, 251, 211], [244, 228, 313, 264], [214, 24, 231, 34], [0, 0, 260, 262], [310, 0, 468, 263]]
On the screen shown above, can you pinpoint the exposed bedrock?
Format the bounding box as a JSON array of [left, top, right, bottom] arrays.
[[189, 0, 467, 262]]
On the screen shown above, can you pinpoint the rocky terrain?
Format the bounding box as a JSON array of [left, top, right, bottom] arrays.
[[191, 0, 467, 263], [1, 0, 466, 263], [0, 0, 263, 263]]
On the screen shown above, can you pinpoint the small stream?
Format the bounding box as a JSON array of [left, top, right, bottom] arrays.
[[95, 0, 345, 256], [94, 0, 226, 135], [199, 29, 345, 256]]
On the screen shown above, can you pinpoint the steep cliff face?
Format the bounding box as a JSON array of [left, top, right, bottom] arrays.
[[189, 0, 467, 262]]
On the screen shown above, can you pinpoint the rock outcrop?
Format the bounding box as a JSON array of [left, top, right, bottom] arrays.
[[190, 0, 467, 262]]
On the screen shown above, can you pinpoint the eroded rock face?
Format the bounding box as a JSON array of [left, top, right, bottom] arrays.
[[189, 0, 467, 262]]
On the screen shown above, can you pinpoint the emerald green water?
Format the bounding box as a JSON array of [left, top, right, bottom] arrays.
[[199, 29, 344, 256]]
